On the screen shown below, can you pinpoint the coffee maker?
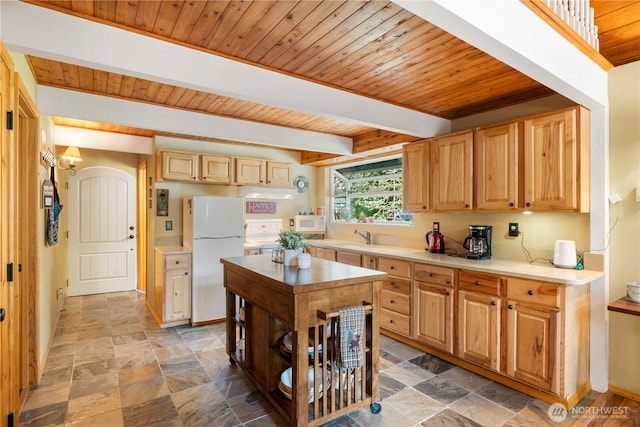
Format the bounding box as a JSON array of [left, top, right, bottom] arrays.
[[462, 225, 492, 259]]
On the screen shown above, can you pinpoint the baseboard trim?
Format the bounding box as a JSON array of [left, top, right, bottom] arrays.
[[608, 385, 640, 403]]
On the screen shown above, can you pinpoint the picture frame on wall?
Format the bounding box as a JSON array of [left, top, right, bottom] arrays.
[[157, 189, 169, 216]]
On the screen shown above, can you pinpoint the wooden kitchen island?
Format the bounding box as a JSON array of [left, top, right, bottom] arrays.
[[221, 255, 387, 427]]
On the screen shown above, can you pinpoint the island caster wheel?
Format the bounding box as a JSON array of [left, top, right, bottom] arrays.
[[229, 357, 236, 365], [370, 402, 382, 414]]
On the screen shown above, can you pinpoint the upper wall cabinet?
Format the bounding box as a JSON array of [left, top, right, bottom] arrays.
[[201, 154, 234, 184], [157, 150, 292, 188], [159, 151, 199, 182], [523, 106, 589, 212], [235, 158, 293, 188], [402, 105, 589, 213], [402, 141, 430, 212], [431, 130, 474, 211], [235, 157, 265, 185], [475, 121, 521, 211], [266, 161, 293, 187]]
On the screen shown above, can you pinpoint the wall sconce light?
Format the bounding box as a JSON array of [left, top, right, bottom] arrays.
[[57, 146, 82, 175]]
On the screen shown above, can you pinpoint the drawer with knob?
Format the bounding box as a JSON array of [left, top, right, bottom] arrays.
[[382, 277, 411, 295], [165, 254, 191, 270], [414, 263, 455, 287], [380, 308, 410, 336], [506, 277, 560, 307], [459, 270, 502, 296], [381, 290, 410, 315], [378, 257, 411, 278]]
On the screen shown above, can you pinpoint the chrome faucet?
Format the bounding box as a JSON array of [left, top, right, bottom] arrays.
[[354, 229, 371, 245]]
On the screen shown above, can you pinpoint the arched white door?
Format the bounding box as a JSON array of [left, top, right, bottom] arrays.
[[68, 167, 137, 296]]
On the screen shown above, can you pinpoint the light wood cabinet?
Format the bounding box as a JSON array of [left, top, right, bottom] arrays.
[[244, 249, 260, 256], [266, 161, 292, 187], [235, 157, 265, 185], [414, 264, 455, 354], [402, 141, 429, 212], [336, 250, 362, 266], [236, 158, 293, 187], [523, 106, 589, 212], [457, 270, 502, 371], [379, 257, 412, 336], [431, 130, 473, 211], [153, 249, 192, 327], [363, 255, 377, 270], [310, 247, 336, 261], [201, 154, 234, 184], [475, 121, 521, 210], [159, 151, 199, 182]]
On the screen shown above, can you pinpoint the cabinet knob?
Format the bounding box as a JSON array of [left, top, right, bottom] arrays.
[[508, 304, 514, 309], [203, 176, 207, 179], [390, 266, 395, 270], [390, 282, 396, 287], [526, 202, 531, 207], [390, 299, 395, 304], [527, 290, 534, 296], [175, 260, 180, 264], [422, 205, 426, 209], [509, 202, 514, 207], [465, 204, 470, 208], [474, 281, 480, 286], [429, 272, 435, 277], [389, 319, 395, 324], [491, 300, 497, 306], [193, 176, 197, 180], [184, 272, 188, 276], [445, 291, 450, 296]]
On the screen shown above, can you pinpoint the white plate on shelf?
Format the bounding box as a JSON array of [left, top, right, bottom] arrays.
[[282, 332, 323, 355], [279, 367, 328, 403]]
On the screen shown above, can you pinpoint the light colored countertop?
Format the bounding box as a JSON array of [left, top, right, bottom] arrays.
[[308, 240, 604, 286], [155, 246, 191, 255]]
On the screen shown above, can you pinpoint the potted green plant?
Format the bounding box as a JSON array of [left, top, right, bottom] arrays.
[[277, 230, 309, 266]]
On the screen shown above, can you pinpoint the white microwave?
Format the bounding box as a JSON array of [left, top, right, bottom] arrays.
[[294, 215, 325, 233]]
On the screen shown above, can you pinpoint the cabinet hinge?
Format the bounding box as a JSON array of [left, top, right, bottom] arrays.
[[7, 412, 14, 426], [65, 182, 69, 189], [6, 110, 13, 130], [6, 263, 13, 282]]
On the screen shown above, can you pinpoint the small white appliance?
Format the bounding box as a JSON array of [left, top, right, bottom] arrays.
[[245, 218, 283, 254], [294, 215, 325, 233], [183, 196, 244, 324], [553, 240, 577, 269]]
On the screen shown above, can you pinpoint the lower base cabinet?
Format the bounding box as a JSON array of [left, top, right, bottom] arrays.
[[456, 290, 501, 371], [152, 248, 192, 327]]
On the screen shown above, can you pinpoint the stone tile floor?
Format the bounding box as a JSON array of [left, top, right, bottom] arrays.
[[20, 291, 606, 426]]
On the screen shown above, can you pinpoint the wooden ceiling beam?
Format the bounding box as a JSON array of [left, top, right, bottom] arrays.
[[352, 129, 420, 154]]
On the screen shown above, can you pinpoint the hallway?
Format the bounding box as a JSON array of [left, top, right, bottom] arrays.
[[19, 291, 619, 426]]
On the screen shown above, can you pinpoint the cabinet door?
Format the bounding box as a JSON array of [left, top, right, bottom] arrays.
[[164, 269, 191, 321], [266, 161, 292, 187], [161, 151, 199, 182], [362, 255, 377, 270], [336, 251, 362, 266], [506, 301, 559, 392], [201, 154, 234, 184], [314, 247, 336, 261], [431, 131, 473, 211], [236, 158, 265, 185], [402, 141, 429, 212], [475, 122, 520, 210], [416, 282, 453, 354], [457, 290, 500, 371], [523, 108, 577, 211]]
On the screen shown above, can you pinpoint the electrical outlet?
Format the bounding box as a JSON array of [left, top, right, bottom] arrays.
[[289, 218, 295, 227], [508, 223, 519, 237]]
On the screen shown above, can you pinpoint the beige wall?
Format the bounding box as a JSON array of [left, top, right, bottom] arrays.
[[608, 61, 640, 393]]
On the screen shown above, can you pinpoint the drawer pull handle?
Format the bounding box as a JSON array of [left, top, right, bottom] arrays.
[[390, 266, 395, 270], [474, 281, 480, 286], [175, 260, 180, 264], [527, 290, 534, 296], [390, 282, 396, 287], [184, 272, 188, 276], [445, 291, 450, 296], [429, 272, 435, 277], [508, 304, 514, 309], [491, 301, 497, 306], [389, 319, 394, 324], [390, 300, 395, 304]]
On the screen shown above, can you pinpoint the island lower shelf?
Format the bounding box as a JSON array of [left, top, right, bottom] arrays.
[[222, 255, 386, 427]]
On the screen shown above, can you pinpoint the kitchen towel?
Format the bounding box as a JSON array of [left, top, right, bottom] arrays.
[[339, 305, 365, 368]]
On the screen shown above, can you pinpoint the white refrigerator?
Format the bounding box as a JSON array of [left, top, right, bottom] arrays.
[[183, 196, 244, 324]]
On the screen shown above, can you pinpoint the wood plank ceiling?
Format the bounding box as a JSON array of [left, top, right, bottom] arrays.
[[23, 1, 640, 160]]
